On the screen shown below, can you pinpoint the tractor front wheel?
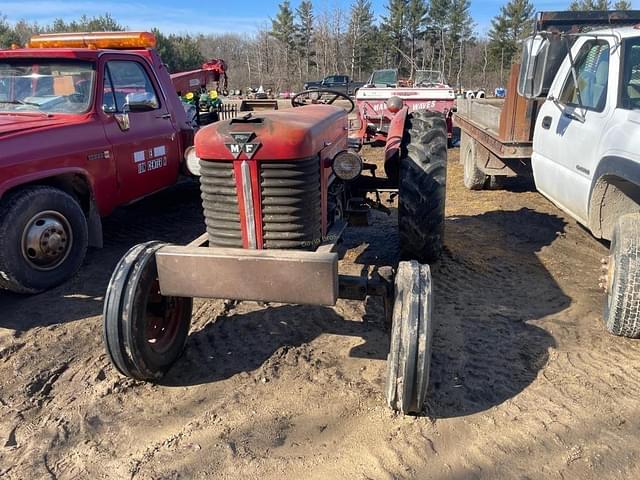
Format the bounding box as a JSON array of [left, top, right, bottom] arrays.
[[398, 110, 447, 263], [103, 241, 192, 380], [386, 261, 433, 415]]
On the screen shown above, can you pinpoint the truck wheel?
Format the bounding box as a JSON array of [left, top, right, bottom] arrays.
[[386, 261, 433, 415], [103, 242, 193, 380], [602, 214, 640, 338], [398, 110, 447, 263], [461, 132, 487, 190], [0, 186, 88, 293]]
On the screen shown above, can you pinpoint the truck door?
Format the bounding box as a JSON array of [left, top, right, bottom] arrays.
[[100, 56, 181, 204], [323, 76, 338, 89], [532, 39, 613, 223]]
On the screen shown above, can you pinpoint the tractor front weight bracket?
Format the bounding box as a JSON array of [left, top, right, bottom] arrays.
[[337, 267, 394, 325]]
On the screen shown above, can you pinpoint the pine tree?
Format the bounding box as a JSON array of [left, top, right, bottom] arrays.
[[613, 0, 632, 8], [0, 14, 20, 49], [429, 0, 451, 29], [488, 0, 535, 80], [447, 0, 475, 87], [569, 0, 611, 10], [406, 0, 429, 77], [427, 0, 452, 75], [152, 30, 204, 73], [381, 0, 409, 70], [46, 13, 125, 33], [295, 1, 314, 77], [271, 1, 297, 78], [347, 0, 376, 79]]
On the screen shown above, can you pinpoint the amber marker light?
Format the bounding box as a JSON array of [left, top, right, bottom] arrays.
[[28, 31, 157, 49]]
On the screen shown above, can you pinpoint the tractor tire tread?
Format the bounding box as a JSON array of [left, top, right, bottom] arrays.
[[398, 110, 447, 264]]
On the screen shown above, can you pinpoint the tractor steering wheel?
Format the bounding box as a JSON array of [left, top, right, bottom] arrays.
[[291, 89, 355, 113]]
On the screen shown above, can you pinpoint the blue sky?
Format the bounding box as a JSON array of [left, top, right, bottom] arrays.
[[1, 0, 640, 36]]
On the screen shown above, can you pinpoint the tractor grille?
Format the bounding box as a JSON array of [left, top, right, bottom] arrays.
[[199, 160, 243, 248], [260, 157, 321, 250]]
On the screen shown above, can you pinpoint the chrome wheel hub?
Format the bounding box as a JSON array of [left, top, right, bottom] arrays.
[[21, 211, 73, 271]]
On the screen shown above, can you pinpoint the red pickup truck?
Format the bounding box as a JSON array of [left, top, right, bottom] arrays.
[[0, 32, 196, 293]]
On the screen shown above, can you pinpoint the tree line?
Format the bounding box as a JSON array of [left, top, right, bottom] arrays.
[[0, 13, 205, 74], [0, 0, 635, 93]]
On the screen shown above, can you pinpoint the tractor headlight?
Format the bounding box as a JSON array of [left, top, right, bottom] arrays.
[[332, 151, 363, 181], [184, 146, 201, 176]]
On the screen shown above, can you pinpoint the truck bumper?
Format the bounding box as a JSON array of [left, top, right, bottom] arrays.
[[156, 240, 339, 306]]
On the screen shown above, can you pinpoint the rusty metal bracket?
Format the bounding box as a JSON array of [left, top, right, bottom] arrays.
[[454, 114, 532, 160]]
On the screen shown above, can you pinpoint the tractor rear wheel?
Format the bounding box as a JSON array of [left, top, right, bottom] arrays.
[[398, 110, 447, 263], [103, 241, 193, 380], [386, 261, 433, 415]]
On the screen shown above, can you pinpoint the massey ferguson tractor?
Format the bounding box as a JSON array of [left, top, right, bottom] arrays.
[[102, 89, 447, 415]]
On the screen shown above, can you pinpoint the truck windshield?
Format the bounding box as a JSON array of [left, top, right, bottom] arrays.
[[0, 60, 95, 114], [621, 37, 640, 110]]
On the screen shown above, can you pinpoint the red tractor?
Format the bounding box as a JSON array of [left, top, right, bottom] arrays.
[[102, 89, 447, 415]]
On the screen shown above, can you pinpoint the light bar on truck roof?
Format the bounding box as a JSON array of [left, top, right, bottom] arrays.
[[28, 31, 157, 50]]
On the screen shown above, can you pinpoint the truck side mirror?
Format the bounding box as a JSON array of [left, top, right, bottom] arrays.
[[518, 35, 550, 99], [113, 108, 130, 131], [125, 92, 159, 112]]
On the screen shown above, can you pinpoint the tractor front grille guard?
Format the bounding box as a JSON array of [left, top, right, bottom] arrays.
[[261, 157, 322, 250], [200, 157, 322, 251], [200, 160, 243, 248]]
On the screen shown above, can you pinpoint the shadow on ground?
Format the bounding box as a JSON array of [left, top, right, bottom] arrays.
[[163, 303, 390, 387], [159, 206, 570, 418], [426, 208, 568, 418]]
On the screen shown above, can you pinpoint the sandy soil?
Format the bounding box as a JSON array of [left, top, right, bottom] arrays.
[[2, 148, 640, 480]]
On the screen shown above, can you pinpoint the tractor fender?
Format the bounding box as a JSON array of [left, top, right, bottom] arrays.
[[384, 106, 410, 166]]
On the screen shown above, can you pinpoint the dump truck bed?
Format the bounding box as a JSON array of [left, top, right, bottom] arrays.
[[455, 98, 504, 138], [454, 65, 539, 162]]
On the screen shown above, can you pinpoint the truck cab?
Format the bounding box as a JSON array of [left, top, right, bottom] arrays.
[[519, 12, 640, 339], [532, 28, 640, 240], [0, 32, 193, 293]]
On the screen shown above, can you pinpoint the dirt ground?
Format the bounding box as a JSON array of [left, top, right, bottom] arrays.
[[2, 147, 640, 480]]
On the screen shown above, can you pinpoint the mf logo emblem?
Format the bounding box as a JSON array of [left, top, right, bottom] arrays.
[[225, 132, 261, 159]]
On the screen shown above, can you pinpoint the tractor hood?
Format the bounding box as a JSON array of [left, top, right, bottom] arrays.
[[195, 105, 348, 161], [0, 114, 82, 138]]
